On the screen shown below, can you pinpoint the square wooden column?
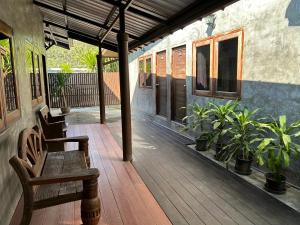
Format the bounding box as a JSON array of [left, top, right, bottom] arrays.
[[118, 6, 132, 162], [97, 45, 106, 124]]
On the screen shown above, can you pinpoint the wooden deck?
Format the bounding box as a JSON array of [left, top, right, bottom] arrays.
[[108, 117, 300, 225], [10, 124, 172, 225]]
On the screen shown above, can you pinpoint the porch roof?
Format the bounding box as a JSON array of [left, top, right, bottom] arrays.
[[35, 0, 239, 52]]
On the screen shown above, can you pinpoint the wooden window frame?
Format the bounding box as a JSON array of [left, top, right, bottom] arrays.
[[32, 53, 43, 107], [0, 20, 21, 125], [192, 29, 244, 99], [192, 37, 214, 97], [138, 55, 153, 89]]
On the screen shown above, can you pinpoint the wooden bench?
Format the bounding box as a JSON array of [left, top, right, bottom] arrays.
[[38, 105, 67, 138], [10, 128, 100, 225], [32, 125, 91, 166]]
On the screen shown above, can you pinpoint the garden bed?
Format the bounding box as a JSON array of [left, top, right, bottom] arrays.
[[187, 144, 300, 214]]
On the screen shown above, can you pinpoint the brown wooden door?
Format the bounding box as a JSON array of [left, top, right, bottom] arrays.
[[156, 51, 167, 117], [172, 46, 186, 122]]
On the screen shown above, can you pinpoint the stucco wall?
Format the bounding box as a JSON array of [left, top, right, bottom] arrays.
[[0, 0, 45, 224], [129, 0, 300, 182]]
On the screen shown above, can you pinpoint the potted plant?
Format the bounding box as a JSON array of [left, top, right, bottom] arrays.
[[219, 108, 262, 175], [183, 102, 211, 151], [208, 100, 239, 160], [256, 115, 300, 194], [54, 71, 72, 114]]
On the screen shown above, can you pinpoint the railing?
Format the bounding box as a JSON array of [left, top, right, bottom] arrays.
[[4, 73, 17, 112], [48, 72, 120, 108]]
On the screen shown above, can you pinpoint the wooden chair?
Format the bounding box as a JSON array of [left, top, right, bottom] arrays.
[[38, 105, 67, 150], [9, 128, 100, 225], [38, 105, 67, 138]]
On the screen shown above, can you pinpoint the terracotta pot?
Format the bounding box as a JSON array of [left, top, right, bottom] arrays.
[[265, 173, 286, 194], [61, 107, 70, 114], [234, 156, 253, 175]]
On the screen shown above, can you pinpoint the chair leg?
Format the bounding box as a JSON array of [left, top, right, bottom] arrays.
[[81, 178, 101, 225]]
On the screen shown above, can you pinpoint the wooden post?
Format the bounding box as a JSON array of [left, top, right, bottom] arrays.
[[42, 55, 50, 107], [118, 6, 132, 162], [97, 45, 106, 124]]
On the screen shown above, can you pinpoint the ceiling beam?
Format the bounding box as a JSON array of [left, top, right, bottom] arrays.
[[45, 37, 69, 50], [44, 30, 68, 40], [68, 30, 118, 52], [97, 6, 117, 38], [100, 0, 135, 43], [47, 25, 57, 45], [129, 0, 239, 50], [43, 20, 118, 51], [100, 0, 166, 23], [34, 0, 139, 40]]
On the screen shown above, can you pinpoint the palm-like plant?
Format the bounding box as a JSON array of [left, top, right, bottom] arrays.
[[53, 73, 72, 110], [183, 103, 210, 131], [256, 115, 300, 182], [208, 100, 239, 157], [183, 103, 211, 151]]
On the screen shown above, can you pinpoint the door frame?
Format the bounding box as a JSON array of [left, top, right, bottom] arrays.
[[171, 45, 187, 122], [155, 50, 167, 116]]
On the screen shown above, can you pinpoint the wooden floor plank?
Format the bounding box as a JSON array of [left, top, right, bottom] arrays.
[[108, 118, 300, 225], [11, 123, 171, 225]]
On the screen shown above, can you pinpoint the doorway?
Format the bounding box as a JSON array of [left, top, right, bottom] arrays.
[[156, 51, 167, 117], [171, 45, 186, 123]]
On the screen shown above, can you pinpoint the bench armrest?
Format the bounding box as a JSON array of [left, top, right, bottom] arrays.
[[49, 115, 65, 123], [45, 136, 89, 153], [45, 136, 88, 143], [48, 121, 65, 126], [28, 168, 99, 185]]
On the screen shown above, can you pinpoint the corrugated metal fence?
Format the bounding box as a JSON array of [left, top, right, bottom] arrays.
[[48, 72, 120, 108]]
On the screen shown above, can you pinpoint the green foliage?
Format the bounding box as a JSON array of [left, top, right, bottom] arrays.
[[256, 115, 300, 180], [183, 103, 210, 131], [80, 48, 97, 72], [59, 63, 73, 73], [53, 73, 72, 108], [103, 57, 119, 72], [0, 39, 12, 77], [46, 40, 119, 72], [208, 100, 239, 147], [219, 108, 263, 162]]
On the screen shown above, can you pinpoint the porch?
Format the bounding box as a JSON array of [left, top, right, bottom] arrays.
[[10, 110, 300, 225]]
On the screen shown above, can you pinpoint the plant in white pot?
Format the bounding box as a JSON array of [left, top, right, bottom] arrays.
[[256, 115, 300, 194], [183, 102, 211, 151], [219, 108, 263, 175]]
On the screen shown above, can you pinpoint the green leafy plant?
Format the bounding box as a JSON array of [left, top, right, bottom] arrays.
[[219, 108, 262, 163], [183, 102, 210, 131], [256, 115, 300, 181], [0, 39, 13, 77], [208, 100, 239, 152], [59, 63, 73, 73], [183, 102, 211, 151], [80, 48, 97, 72], [53, 73, 72, 108]]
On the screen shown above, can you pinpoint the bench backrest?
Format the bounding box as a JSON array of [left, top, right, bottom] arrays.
[[10, 128, 47, 185], [39, 105, 50, 124], [9, 127, 47, 213]]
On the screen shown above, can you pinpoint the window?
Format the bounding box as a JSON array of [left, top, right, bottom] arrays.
[[0, 20, 20, 125], [193, 29, 243, 99], [28, 49, 43, 106], [139, 55, 152, 88]]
